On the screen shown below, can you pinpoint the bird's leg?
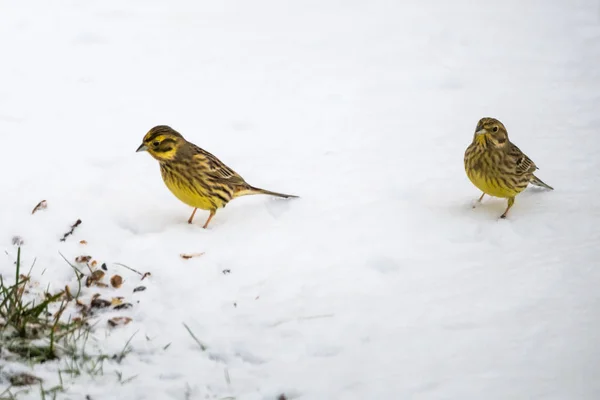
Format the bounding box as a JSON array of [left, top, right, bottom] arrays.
[[187, 208, 198, 224], [472, 192, 486, 208], [202, 210, 216, 229], [500, 197, 515, 219]]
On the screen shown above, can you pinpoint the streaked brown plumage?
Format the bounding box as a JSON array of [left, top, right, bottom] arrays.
[[136, 125, 298, 228], [464, 117, 553, 218]]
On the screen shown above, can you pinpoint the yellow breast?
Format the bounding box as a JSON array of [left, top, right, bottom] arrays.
[[160, 166, 223, 210], [464, 145, 524, 199], [163, 177, 217, 210], [466, 169, 520, 198]]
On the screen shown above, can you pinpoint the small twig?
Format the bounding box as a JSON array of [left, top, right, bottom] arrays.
[[60, 219, 82, 242], [113, 263, 143, 277], [31, 200, 48, 215], [180, 252, 205, 260], [182, 323, 207, 351]]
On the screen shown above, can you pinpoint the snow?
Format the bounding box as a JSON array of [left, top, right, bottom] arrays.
[[1, 0, 600, 398]]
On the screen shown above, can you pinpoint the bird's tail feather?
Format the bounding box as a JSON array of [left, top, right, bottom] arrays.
[[530, 175, 554, 190], [234, 185, 299, 199]]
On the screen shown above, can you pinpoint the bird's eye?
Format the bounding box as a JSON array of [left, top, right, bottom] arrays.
[[492, 126, 498, 132], [152, 141, 160, 147]]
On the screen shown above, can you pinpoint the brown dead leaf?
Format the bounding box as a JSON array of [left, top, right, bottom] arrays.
[[65, 285, 73, 301], [86, 272, 108, 287], [9, 372, 42, 386], [108, 317, 132, 327], [114, 303, 133, 310], [90, 298, 111, 309], [110, 275, 123, 288], [79, 240, 88, 245], [76, 299, 90, 316], [90, 260, 98, 268], [111, 297, 124, 306], [85, 271, 108, 287], [31, 200, 47, 215], [92, 270, 105, 280], [180, 252, 205, 260], [75, 255, 92, 263]]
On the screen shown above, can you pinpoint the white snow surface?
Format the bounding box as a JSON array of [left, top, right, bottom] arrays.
[[1, 0, 600, 399]]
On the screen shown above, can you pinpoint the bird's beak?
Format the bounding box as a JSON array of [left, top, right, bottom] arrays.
[[136, 144, 148, 152], [475, 128, 487, 135]]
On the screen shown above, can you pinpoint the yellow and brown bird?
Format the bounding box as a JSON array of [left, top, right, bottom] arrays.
[[464, 117, 553, 218], [136, 125, 298, 228]]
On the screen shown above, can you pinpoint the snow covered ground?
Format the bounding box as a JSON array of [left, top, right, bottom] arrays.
[[1, 0, 600, 398]]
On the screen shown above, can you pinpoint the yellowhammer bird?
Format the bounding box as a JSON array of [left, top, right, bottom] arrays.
[[464, 117, 553, 218], [136, 125, 298, 228]]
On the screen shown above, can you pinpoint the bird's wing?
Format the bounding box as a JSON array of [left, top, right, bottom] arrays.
[[507, 142, 537, 175], [190, 144, 247, 186]]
